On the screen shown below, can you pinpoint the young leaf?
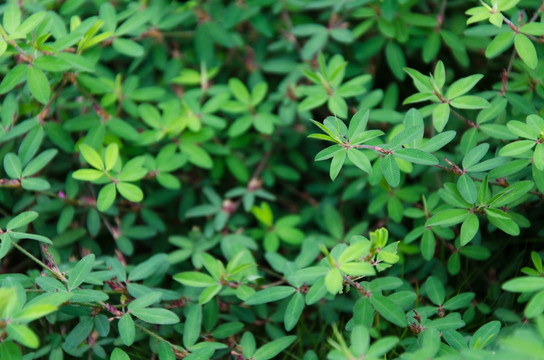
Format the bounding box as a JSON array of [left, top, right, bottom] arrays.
[[79, 144, 104, 170], [97, 183, 116, 212], [117, 182, 143, 202]]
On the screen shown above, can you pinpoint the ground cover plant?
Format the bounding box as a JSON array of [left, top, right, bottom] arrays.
[[1, 0, 544, 359]]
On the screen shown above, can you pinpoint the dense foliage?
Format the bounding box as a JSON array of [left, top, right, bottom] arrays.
[[1, 0, 544, 359]]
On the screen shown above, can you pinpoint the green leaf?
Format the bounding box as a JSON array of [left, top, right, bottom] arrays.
[[21, 149, 58, 177], [446, 74, 483, 99], [534, 144, 544, 171], [0, 341, 22, 360], [330, 150, 346, 181], [325, 268, 343, 294], [470, 321, 501, 349], [21, 177, 50, 191], [6, 211, 38, 230], [72, 169, 104, 181], [117, 182, 143, 202], [111, 348, 130, 360], [112, 38, 144, 57], [449, 96, 489, 109], [348, 110, 369, 139], [173, 272, 217, 287], [0, 65, 27, 94], [347, 148, 371, 174], [502, 277, 544, 292], [79, 144, 104, 170], [525, 290, 544, 319], [385, 41, 406, 80], [486, 211, 520, 236], [462, 143, 490, 170], [432, 103, 450, 132], [284, 293, 304, 331], [394, 148, 438, 165], [104, 143, 118, 171], [426, 209, 469, 227], [457, 174, 477, 204], [13, 304, 57, 322], [460, 214, 479, 246], [118, 314, 135, 346], [131, 307, 180, 325], [3, 4, 21, 34], [4, 153, 22, 179], [370, 294, 407, 327], [424, 276, 446, 305], [514, 33, 538, 69], [97, 183, 116, 212], [229, 78, 251, 104], [253, 336, 296, 360], [6, 323, 39, 349], [27, 67, 50, 104], [68, 254, 95, 290], [381, 155, 400, 187], [443, 292, 475, 310], [128, 254, 167, 281], [499, 140, 535, 157], [245, 286, 296, 305], [183, 303, 201, 348], [339, 241, 371, 263], [63, 317, 93, 351], [339, 262, 376, 276], [366, 336, 399, 358], [16, 12, 46, 35]]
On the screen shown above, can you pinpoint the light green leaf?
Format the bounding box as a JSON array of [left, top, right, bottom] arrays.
[[117, 182, 143, 202], [325, 268, 343, 294], [68, 254, 95, 290], [515, 33, 538, 69], [79, 144, 104, 170], [6, 323, 39, 349], [502, 277, 544, 292], [97, 183, 116, 212]]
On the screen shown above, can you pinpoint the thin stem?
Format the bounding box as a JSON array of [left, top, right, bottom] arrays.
[[10, 240, 67, 282]]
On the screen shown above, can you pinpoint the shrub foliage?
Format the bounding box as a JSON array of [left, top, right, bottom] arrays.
[[1, 0, 544, 359]]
